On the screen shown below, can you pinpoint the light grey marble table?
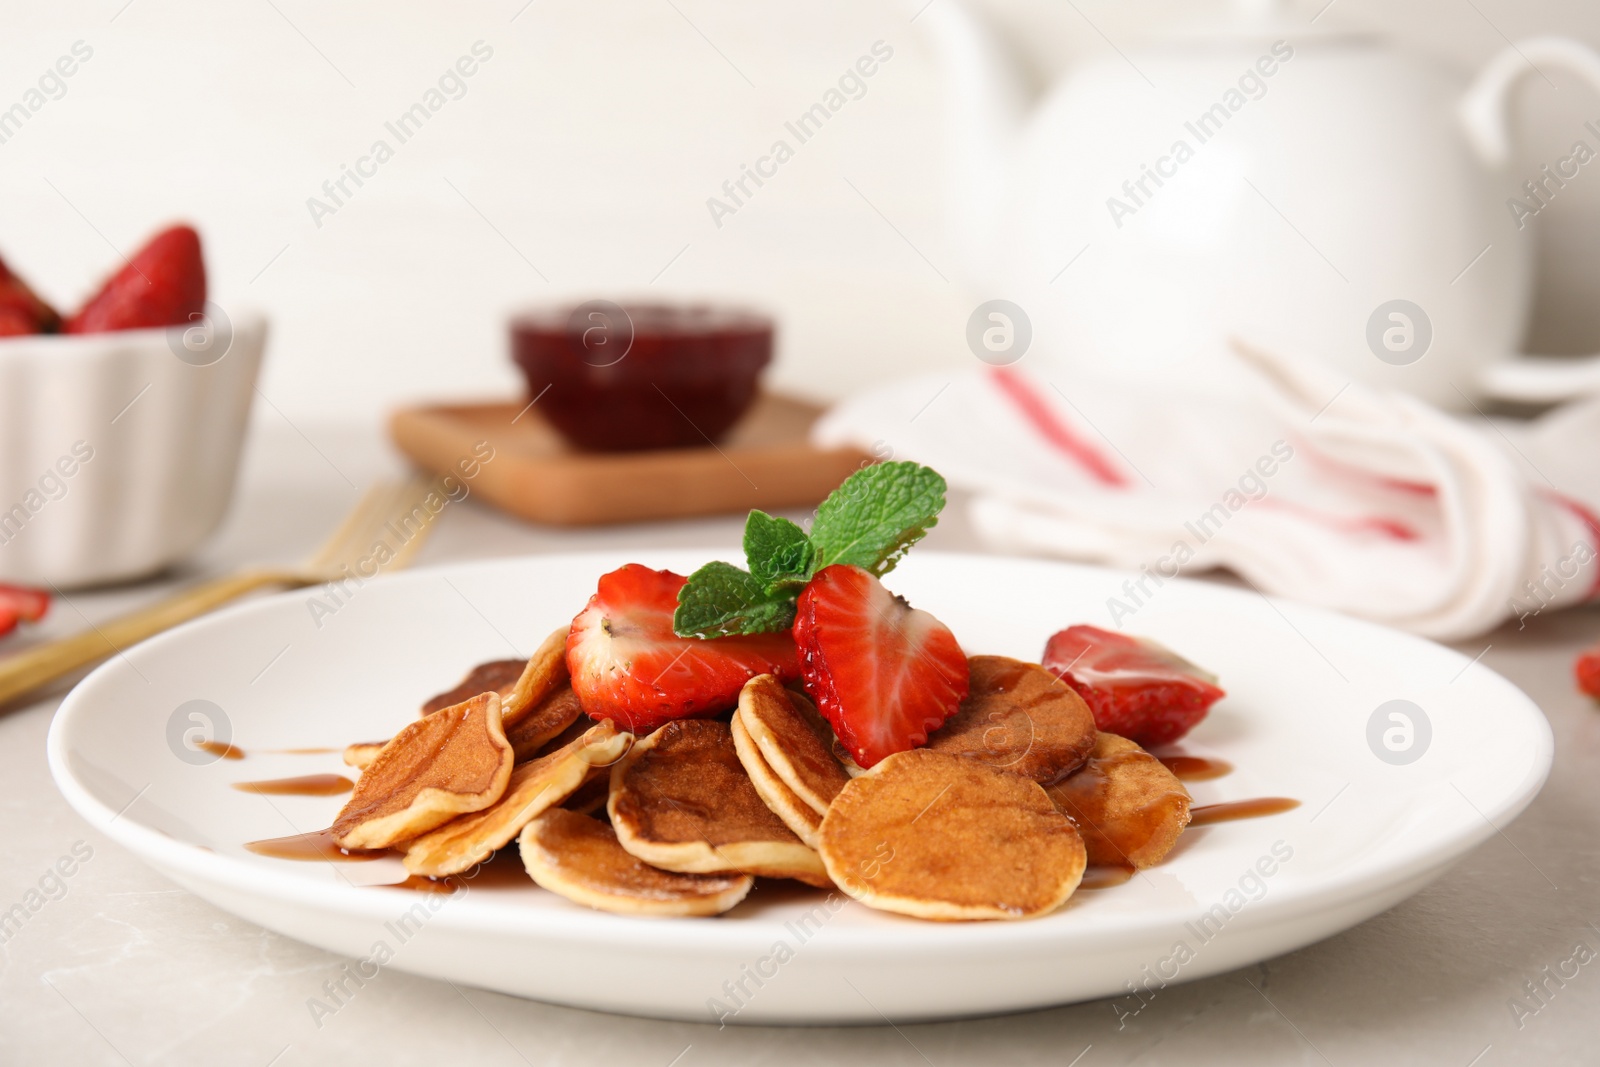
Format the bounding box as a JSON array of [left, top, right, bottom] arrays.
[[3, 420, 1597, 1067]]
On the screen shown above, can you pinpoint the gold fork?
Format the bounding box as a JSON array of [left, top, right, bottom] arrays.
[[0, 478, 445, 707]]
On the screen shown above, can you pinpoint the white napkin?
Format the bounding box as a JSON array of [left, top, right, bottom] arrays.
[[811, 344, 1600, 641]]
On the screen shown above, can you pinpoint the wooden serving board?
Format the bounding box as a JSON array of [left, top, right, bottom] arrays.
[[388, 393, 868, 526]]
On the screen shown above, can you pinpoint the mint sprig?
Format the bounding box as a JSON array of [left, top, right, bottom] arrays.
[[672, 462, 946, 639], [808, 461, 946, 575]]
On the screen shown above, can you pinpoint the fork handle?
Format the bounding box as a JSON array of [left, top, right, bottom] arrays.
[[0, 568, 305, 708]]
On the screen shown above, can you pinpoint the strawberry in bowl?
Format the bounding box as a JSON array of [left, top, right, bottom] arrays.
[[0, 256, 61, 336], [0, 223, 266, 587], [65, 224, 206, 334]]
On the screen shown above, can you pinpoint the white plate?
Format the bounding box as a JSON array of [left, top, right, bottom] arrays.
[[48, 551, 1551, 1024]]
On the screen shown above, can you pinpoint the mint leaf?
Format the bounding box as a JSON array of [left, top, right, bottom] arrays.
[[809, 462, 946, 576], [745, 510, 814, 590], [674, 462, 948, 638], [673, 561, 796, 638]]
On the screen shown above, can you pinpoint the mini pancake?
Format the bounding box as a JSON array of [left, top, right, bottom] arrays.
[[818, 748, 1086, 921], [332, 692, 514, 850], [1045, 732, 1191, 870], [608, 719, 829, 887], [731, 706, 824, 850], [421, 659, 527, 715], [342, 741, 386, 771], [506, 684, 585, 761], [497, 627, 571, 729], [737, 675, 850, 816], [519, 810, 753, 918], [561, 770, 610, 816], [536, 716, 595, 759], [926, 656, 1097, 785], [404, 722, 632, 877]]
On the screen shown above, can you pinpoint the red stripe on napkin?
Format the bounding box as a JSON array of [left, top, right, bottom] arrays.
[[1294, 437, 1439, 497], [989, 367, 1130, 488], [1257, 498, 1421, 541], [1548, 492, 1600, 599]]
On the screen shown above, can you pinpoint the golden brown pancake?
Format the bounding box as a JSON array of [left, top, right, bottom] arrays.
[[1045, 732, 1191, 870], [342, 741, 386, 771], [506, 684, 585, 761], [537, 716, 593, 756], [498, 627, 571, 729], [421, 659, 527, 715], [332, 692, 513, 850], [519, 810, 753, 917], [818, 748, 1086, 920], [737, 675, 850, 815], [561, 770, 610, 816], [926, 656, 1097, 785], [609, 719, 828, 886], [731, 706, 824, 849], [404, 723, 632, 877]]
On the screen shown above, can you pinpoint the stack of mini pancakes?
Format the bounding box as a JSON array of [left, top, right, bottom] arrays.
[[332, 634, 1192, 921]]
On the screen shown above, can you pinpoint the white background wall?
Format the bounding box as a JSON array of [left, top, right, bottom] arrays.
[[5, 0, 1600, 425]]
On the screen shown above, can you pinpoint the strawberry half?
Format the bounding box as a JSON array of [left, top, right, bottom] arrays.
[[1577, 643, 1600, 701], [566, 564, 799, 734], [65, 224, 206, 334], [1042, 625, 1224, 747], [0, 583, 50, 639], [793, 564, 969, 768], [0, 254, 60, 336]]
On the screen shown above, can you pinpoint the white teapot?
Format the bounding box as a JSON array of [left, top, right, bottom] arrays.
[[919, 0, 1600, 407]]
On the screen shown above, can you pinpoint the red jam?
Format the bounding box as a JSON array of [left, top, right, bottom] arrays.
[[511, 302, 773, 452]]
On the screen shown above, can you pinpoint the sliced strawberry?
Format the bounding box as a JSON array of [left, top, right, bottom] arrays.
[[1042, 625, 1223, 747], [1577, 643, 1600, 701], [65, 224, 206, 334], [0, 254, 60, 335], [0, 583, 49, 639], [566, 564, 799, 734], [793, 564, 969, 768]]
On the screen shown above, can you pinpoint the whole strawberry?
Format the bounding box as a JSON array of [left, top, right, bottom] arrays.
[[65, 224, 206, 334], [1042, 625, 1224, 747]]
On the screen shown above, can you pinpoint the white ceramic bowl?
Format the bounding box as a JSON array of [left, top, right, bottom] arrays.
[[0, 313, 265, 587]]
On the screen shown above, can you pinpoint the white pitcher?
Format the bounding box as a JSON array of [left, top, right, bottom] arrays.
[[919, 0, 1600, 407]]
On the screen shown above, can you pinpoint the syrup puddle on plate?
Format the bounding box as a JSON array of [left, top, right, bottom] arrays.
[[233, 774, 354, 797], [383, 875, 460, 894], [369, 848, 533, 893], [196, 740, 245, 760], [1156, 755, 1234, 782], [1079, 865, 1135, 890], [244, 828, 390, 862], [1189, 797, 1301, 826]]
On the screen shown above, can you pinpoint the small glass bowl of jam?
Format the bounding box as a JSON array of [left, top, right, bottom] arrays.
[[511, 301, 773, 452]]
